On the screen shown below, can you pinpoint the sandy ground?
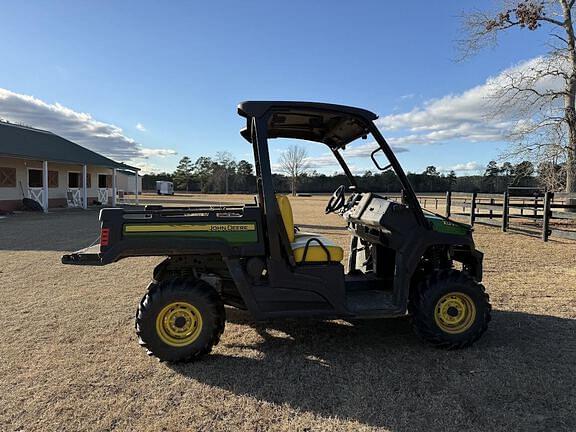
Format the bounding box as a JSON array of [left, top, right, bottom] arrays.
[[1, 194, 575, 432]]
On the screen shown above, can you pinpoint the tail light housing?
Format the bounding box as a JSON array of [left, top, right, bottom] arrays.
[[100, 228, 110, 247]]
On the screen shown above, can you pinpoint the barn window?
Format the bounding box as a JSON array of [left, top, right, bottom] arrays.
[[68, 172, 80, 188], [28, 169, 43, 188], [69, 172, 91, 188], [48, 171, 58, 188], [0, 167, 16, 187], [98, 174, 112, 188]]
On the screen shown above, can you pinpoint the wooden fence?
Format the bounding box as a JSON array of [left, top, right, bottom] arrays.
[[419, 191, 576, 242]]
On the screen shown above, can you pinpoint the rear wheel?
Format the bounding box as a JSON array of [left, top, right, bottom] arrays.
[[136, 278, 225, 362], [410, 270, 491, 349]]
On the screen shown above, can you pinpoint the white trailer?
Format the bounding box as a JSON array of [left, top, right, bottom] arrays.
[[156, 181, 174, 195]]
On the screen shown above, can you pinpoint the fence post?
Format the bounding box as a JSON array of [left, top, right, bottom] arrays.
[[435, 198, 438, 210], [501, 191, 509, 232], [469, 192, 477, 226], [445, 191, 452, 217], [489, 197, 494, 219], [533, 195, 538, 218], [542, 191, 553, 242]]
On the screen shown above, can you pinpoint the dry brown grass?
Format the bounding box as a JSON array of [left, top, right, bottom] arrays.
[[1, 194, 575, 431]]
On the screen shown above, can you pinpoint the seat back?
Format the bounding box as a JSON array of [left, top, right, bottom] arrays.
[[275, 194, 295, 242]]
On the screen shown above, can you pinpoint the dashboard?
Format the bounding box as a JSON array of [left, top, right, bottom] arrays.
[[344, 192, 413, 232]]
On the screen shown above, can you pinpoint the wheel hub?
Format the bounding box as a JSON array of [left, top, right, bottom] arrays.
[[174, 316, 187, 328], [447, 306, 459, 317], [155, 302, 203, 347], [434, 292, 476, 334]]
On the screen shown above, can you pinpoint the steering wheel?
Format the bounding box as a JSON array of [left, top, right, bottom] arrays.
[[325, 185, 346, 214]]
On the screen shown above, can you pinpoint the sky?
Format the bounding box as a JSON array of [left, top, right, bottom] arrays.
[[0, 1, 553, 175]]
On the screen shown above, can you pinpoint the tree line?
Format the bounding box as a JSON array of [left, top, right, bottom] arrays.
[[143, 153, 544, 194], [291, 160, 538, 194], [143, 152, 256, 193]]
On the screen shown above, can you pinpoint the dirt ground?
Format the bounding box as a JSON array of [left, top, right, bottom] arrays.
[[1, 194, 575, 432]]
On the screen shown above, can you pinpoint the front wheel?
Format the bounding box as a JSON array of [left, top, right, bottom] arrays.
[[136, 278, 225, 362], [410, 270, 491, 349]]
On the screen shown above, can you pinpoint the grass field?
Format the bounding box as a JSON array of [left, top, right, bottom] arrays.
[[1, 194, 575, 431]]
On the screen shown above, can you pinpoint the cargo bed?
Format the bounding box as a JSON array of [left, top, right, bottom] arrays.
[[61, 203, 265, 266]]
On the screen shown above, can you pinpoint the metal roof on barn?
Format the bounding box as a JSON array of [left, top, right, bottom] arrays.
[[0, 121, 138, 170]]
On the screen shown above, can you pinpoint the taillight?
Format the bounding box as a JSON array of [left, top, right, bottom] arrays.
[[100, 228, 110, 247]]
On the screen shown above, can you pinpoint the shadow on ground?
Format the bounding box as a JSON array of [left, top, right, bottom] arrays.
[[0, 210, 101, 251], [298, 223, 348, 231], [172, 309, 576, 431]]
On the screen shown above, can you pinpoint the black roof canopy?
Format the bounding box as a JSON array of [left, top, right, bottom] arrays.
[[0, 122, 138, 170], [238, 101, 378, 148]]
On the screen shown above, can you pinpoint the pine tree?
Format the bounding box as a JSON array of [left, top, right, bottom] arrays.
[[173, 156, 193, 191]]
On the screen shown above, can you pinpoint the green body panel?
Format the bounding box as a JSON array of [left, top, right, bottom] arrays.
[[425, 215, 470, 236], [123, 221, 258, 245]]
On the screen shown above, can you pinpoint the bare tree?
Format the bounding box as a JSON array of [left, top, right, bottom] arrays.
[[279, 145, 309, 196], [460, 0, 576, 194], [215, 151, 236, 194]]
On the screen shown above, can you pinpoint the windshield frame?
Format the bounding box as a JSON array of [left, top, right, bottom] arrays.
[[329, 123, 427, 227]]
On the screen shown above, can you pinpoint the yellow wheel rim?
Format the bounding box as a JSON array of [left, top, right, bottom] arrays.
[[434, 292, 476, 334], [155, 302, 203, 347]]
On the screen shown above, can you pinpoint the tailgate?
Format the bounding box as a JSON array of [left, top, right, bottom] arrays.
[[61, 244, 103, 265]]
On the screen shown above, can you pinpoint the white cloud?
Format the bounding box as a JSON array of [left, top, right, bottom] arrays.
[[377, 56, 564, 146], [0, 88, 174, 164], [139, 148, 177, 158], [451, 161, 482, 171], [131, 161, 159, 175], [441, 161, 483, 174], [136, 122, 147, 132], [338, 141, 408, 157], [304, 155, 338, 169]]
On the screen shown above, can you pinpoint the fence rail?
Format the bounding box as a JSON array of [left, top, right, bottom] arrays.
[[415, 191, 576, 242]]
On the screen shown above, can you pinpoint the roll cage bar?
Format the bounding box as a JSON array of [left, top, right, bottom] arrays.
[[237, 101, 428, 264]]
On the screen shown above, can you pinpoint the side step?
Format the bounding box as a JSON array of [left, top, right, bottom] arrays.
[[345, 290, 403, 316]]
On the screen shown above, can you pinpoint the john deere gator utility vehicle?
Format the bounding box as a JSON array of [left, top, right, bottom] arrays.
[[62, 101, 491, 362]]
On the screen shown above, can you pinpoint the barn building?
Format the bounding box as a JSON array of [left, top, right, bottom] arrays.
[[0, 121, 140, 212], [116, 169, 143, 195]]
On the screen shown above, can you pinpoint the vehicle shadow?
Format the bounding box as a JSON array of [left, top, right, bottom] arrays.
[[171, 308, 576, 431]]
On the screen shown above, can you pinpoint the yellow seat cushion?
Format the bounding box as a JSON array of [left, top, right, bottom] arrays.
[[275, 195, 342, 263], [291, 232, 343, 263], [276, 194, 295, 242]]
